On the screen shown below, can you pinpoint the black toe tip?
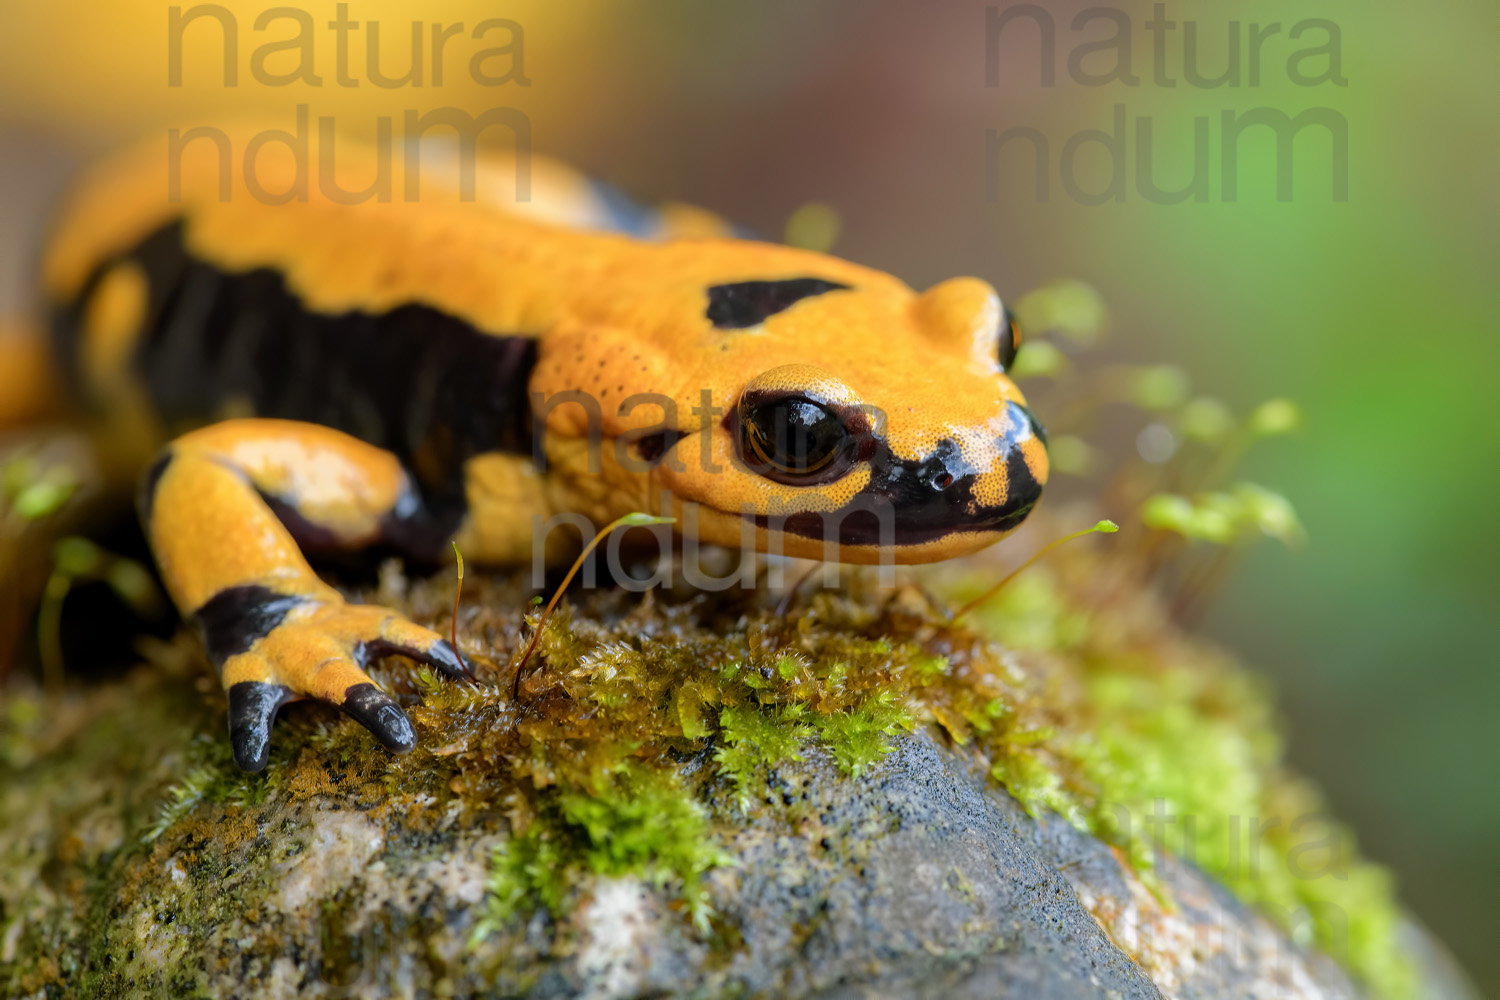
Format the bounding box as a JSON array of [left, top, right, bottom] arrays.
[[360, 636, 474, 682], [342, 682, 417, 753], [429, 639, 475, 681], [228, 681, 294, 772]]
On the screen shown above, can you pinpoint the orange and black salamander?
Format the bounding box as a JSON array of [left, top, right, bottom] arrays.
[[12, 131, 1047, 770]]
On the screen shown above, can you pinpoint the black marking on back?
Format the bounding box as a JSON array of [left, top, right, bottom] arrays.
[[56, 220, 540, 521], [193, 584, 307, 668], [705, 278, 850, 329]]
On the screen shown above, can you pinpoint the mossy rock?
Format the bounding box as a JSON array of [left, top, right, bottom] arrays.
[[0, 533, 1477, 999]]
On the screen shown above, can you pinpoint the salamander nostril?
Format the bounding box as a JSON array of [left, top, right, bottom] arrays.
[[915, 439, 967, 494]]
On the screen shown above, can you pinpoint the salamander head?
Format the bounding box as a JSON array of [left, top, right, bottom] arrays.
[[536, 247, 1048, 565]]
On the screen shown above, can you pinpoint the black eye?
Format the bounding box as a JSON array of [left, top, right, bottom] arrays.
[[740, 395, 851, 482], [998, 305, 1023, 371]]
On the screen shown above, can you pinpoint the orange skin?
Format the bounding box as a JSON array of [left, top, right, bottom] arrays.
[[23, 131, 1047, 769]]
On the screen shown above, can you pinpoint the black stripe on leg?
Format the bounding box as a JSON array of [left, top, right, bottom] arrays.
[[340, 683, 416, 753], [193, 585, 308, 668], [228, 680, 295, 772]]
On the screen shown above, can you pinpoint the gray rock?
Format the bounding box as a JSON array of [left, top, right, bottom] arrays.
[[6, 713, 1472, 1000]]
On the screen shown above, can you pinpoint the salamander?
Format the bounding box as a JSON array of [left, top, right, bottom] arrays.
[[16, 130, 1047, 771]]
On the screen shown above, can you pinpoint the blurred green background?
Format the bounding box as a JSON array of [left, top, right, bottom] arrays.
[[1, 0, 1493, 991]]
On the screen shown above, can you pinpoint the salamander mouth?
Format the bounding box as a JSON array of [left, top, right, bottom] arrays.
[[744, 401, 1046, 547]]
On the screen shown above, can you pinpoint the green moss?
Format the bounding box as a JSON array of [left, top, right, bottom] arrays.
[[947, 562, 1414, 999], [0, 448, 79, 523], [1069, 665, 1414, 998], [141, 764, 219, 844], [715, 702, 814, 808], [0, 659, 296, 998], [473, 765, 730, 937], [989, 748, 1083, 828], [142, 734, 280, 843], [813, 691, 915, 779], [559, 766, 733, 928], [472, 829, 568, 942], [415, 549, 1412, 996]]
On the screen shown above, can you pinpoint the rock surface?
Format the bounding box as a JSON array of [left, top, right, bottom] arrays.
[[0, 679, 1472, 1000], [0, 555, 1479, 999]]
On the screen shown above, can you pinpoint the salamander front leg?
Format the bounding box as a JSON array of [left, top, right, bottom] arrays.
[[209, 590, 469, 770], [141, 419, 469, 771]]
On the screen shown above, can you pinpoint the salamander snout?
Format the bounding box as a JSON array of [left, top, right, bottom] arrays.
[[859, 400, 1048, 546]]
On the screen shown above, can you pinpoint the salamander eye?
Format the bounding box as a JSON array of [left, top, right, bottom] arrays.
[[739, 395, 852, 483], [998, 305, 1023, 371]]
